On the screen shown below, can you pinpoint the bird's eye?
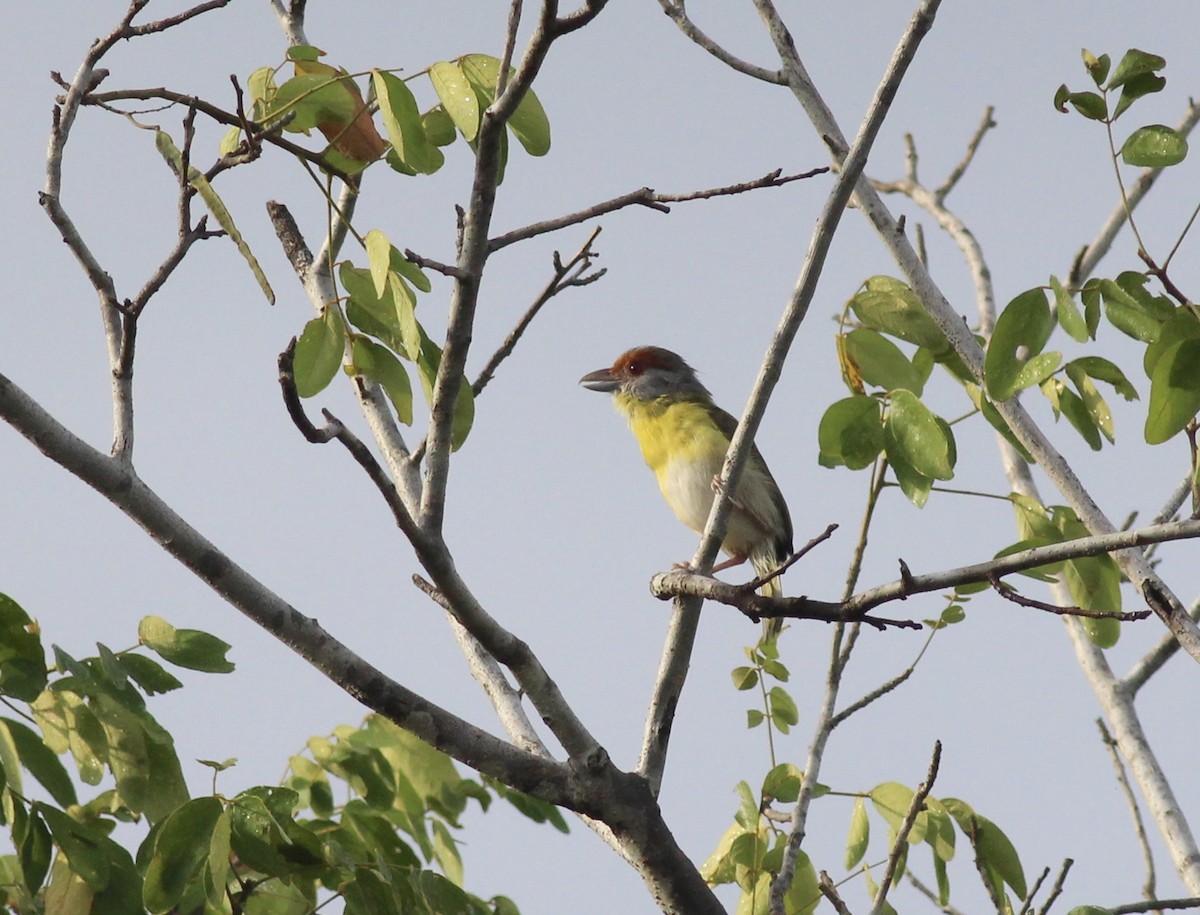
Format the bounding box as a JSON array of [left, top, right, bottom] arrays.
[[626, 360, 642, 375]]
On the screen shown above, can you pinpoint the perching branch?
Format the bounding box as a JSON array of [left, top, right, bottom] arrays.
[[652, 518, 1200, 626]]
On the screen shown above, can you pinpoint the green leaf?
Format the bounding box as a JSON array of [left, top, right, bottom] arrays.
[[1066, 363, 1114, 443], [817, 395, 883, 470], [850, 277, 948, 350], [422, 105, 457, 146], [416, 332, 474, 451], [153, 131, 274, 305], [137, 617, 235, 673], [350, 336, 414, 425], [887, 441, 934, 508], [1121, 125, 1188, 167], [1145, 338, 1200, 444], [118, 654, 183, 696], [1057, 512, 1122, 647], [971, 385, 1034, 463], [845, 797, 869, 869], [843, 328, 923, 394], [1107, 48, 1166, 90], [1114, 72, 1167, 120], [459, 54, 551, 156], [3, 718, 76, 807], [1050, 275, 1088, 342], [142, 797, 224, 914], [390, 246, 432, 294], [924, 797, 956, 861], [263, 73, 358, 133], [428, 61, 479, 141], [985, 287, 1054, 401], [1052, 86, 1107, 120], [761, 763, 803, 803], [372, 70, 444, 174], [36, 803, 110, 890], [1101, 279, 1162, 342], [18, 806, 52, 894], [364, 229, 392, 299], [870, 782, 927, 843], [293, 308, 346, 398], [884, 390, 955, 480], [1044, 379, 1103, 450], [1081, 49, 1110, 87], [731, 666, 758, 691], [1066, 356, 1138, 400], [0, 593, 46, 701], [746, 709, 764, 729], [1145, 309, 1200, 378], [767, 687, 798, 733]]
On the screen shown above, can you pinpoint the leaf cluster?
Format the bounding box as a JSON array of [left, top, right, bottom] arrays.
[[0, 593, 554, 914], [846, 785, 1027, 913]]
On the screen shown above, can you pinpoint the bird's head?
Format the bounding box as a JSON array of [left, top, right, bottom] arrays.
[[579, 346, 712, 402]]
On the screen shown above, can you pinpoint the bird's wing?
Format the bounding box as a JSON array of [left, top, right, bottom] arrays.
[[709, 405, 794, 557]]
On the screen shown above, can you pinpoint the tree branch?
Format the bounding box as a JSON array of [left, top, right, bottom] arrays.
[[488, 167, 825, 251], [656, 0, 786, 84], [1098, 719, 1157, 901], [871, 741, 941, 914], [473, 227, 605, 397], [0, 369, 574, 800], [651, 518, 1200, 625], [640, 2, 939, 815]]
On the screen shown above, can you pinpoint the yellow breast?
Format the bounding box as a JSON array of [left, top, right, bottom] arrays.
[[614, 395, 730, 532]]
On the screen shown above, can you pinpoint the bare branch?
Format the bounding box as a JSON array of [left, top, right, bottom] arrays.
[[1125, 597, 1200, 697], [489, 168, 826, 251], [473, 227, 605, 397], [1098, 719, 1157, 901], [0, 368, 575, 800], [935, 105, 996, 201], [1035, 859, 1074, 915], [871, 741, 941, 914], [652, 518, 1200, 625], [657, 0, 786, 85], [818, 872, 854, 915], [990, 576, 1151, 622], [1108, 899, 1200, 915], [650, 570, 922, 630], [643, 3, 940, 815]]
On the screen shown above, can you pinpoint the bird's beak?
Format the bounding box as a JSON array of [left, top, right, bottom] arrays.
[[579, 367, 619, 392]]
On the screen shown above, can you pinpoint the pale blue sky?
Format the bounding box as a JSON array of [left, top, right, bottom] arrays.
[[5, 2, 1200, 912]]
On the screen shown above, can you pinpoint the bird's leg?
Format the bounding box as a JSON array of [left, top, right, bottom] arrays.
[[671, 555, 748, 573], [710, 553, 748, 574]]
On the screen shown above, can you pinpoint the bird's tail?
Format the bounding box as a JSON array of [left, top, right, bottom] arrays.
[[754, 556, 784, 643]]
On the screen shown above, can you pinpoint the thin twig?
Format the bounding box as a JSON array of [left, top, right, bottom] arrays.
[[1098, 719, 1157, 900], [488, 167, 826, 251], [657, 0, 786, 84], [818, 872, 853, 915], [473, 227, 605, 397], [1108, 899, 1200, 915], [871, 741, 942, 913], [1035, 859, 1074, 915], [935, 106, 996, 201], [990, 575, 1151, 622]]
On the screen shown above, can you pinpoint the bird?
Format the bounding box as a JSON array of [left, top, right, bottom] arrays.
[[580, 346, 793, 640]]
